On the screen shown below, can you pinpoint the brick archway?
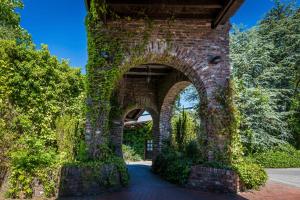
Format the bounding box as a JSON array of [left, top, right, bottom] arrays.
[[159, 81, 191, 144], [110, 104, 159, 158], [85, 14, 235, 163], [107, 43, 213, 158]]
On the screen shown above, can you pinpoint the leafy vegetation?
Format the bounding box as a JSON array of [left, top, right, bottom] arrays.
[[0, 1, 91, 198], [249, 144, 300, 168], [0, 0, 299, 197], [172, 110, 198, 150], [182, 1, 300, 164], [233, 161, 268, 190], [122, 122, 152, 161], [152, 146, 193, 185], [231, 1, 300, 153], [122, 145, 143, 162]]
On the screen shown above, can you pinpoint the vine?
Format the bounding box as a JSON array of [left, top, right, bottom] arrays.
[[86, 0, 160, 159]]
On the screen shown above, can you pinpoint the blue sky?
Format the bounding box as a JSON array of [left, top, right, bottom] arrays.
[[19, 0, 286, 72]]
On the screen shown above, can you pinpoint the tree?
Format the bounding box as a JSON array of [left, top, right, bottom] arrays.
[[0, 0, 31, 43], [230, 1, 300, 152], [0, 0, 85, 197]]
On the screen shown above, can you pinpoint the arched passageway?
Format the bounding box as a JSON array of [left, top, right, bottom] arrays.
[[84, 0, 240, 164], [108, 62, 208, 161]]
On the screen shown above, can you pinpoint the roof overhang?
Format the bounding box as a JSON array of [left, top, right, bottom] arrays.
[[85, 0, 244, 28]]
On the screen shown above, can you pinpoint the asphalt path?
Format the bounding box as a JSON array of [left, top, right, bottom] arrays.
[[266, 168, 300, 188]]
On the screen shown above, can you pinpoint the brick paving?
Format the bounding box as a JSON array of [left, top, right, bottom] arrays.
[[60, 163, 300, 200], [240, 181, 300, 200]]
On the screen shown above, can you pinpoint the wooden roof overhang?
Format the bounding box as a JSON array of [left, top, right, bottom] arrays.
[[85, 0, 244, 28]]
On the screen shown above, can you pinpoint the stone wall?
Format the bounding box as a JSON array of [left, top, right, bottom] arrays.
[[58, 164, 123, 197], [186, 166, 244, 193]]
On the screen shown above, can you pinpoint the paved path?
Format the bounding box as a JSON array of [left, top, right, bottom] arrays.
[[265, 168, 300, 188], [62, 162, 245, 200], [61, 163, 300, 200]]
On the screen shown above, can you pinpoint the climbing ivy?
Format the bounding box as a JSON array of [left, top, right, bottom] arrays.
[[86, 0, 159, 159]]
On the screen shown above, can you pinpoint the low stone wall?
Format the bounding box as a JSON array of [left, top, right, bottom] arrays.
[[186, 166, 243, 193], [58, 164, 123, 197]]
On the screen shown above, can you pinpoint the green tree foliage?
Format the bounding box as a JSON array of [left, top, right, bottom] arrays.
[[0, 0, 85, 197], [172, 110, 198, 151], [174, 110, 188, 150], [230, 1, 300, 153], [0, 0, 31, 43]]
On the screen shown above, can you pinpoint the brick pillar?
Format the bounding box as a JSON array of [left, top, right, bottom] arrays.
[[110, 118, 124, 157], [152, 113, 160, 160]]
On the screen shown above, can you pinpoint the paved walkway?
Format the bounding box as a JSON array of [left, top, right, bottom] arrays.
[[61, 163, 300, 200], [265, 168, 300, 188], [62, 162, 245, 200]]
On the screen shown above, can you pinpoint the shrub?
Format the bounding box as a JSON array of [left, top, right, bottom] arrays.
[[122, 144, 142, 162], [152, 147, 192, 185], [250, 144, 300, 168], [184, 140, 204, 164], [7, 136, 58, 198], [172, 110, 198, 150], [233, 161, 267, 190]]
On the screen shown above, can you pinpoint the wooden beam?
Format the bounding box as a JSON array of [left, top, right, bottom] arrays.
[[212, 0, 244, 28], [107, 0, 223, 6], [136, 64, 171, 69], [125, 72, 169, 76], [110, 3, 222, 9]]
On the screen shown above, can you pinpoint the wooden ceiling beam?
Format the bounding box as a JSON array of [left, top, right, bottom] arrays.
[[107, 0, 223, 6], [110, 4, 222, 9], [125, 72, 169, 76], [212, 0, 244, 28], [85, 0, 244, 28]]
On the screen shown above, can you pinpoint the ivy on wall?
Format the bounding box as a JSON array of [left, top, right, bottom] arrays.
[[86, 0, 157, 159]]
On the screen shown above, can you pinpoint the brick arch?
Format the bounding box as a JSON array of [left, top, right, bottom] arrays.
[[119, 40, 208, 102], [159, 81, 191, 140], [110, 104, 160, 158], [121, 104, 159, 120], [114, 41, 210, 157], [85, 15, 234, 163]]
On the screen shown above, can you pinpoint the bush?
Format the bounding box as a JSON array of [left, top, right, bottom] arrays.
[[184, 140, 204, 164], [7, 136, 58, 198], [152, 147, 192, 185], [250, 144, 300, 168], [233, 161, 267, 190], [122, 144, 142, 162]]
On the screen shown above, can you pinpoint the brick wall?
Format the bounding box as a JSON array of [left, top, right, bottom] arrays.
[[58, 165, 122, 197], [186, 166, 244, 193]]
